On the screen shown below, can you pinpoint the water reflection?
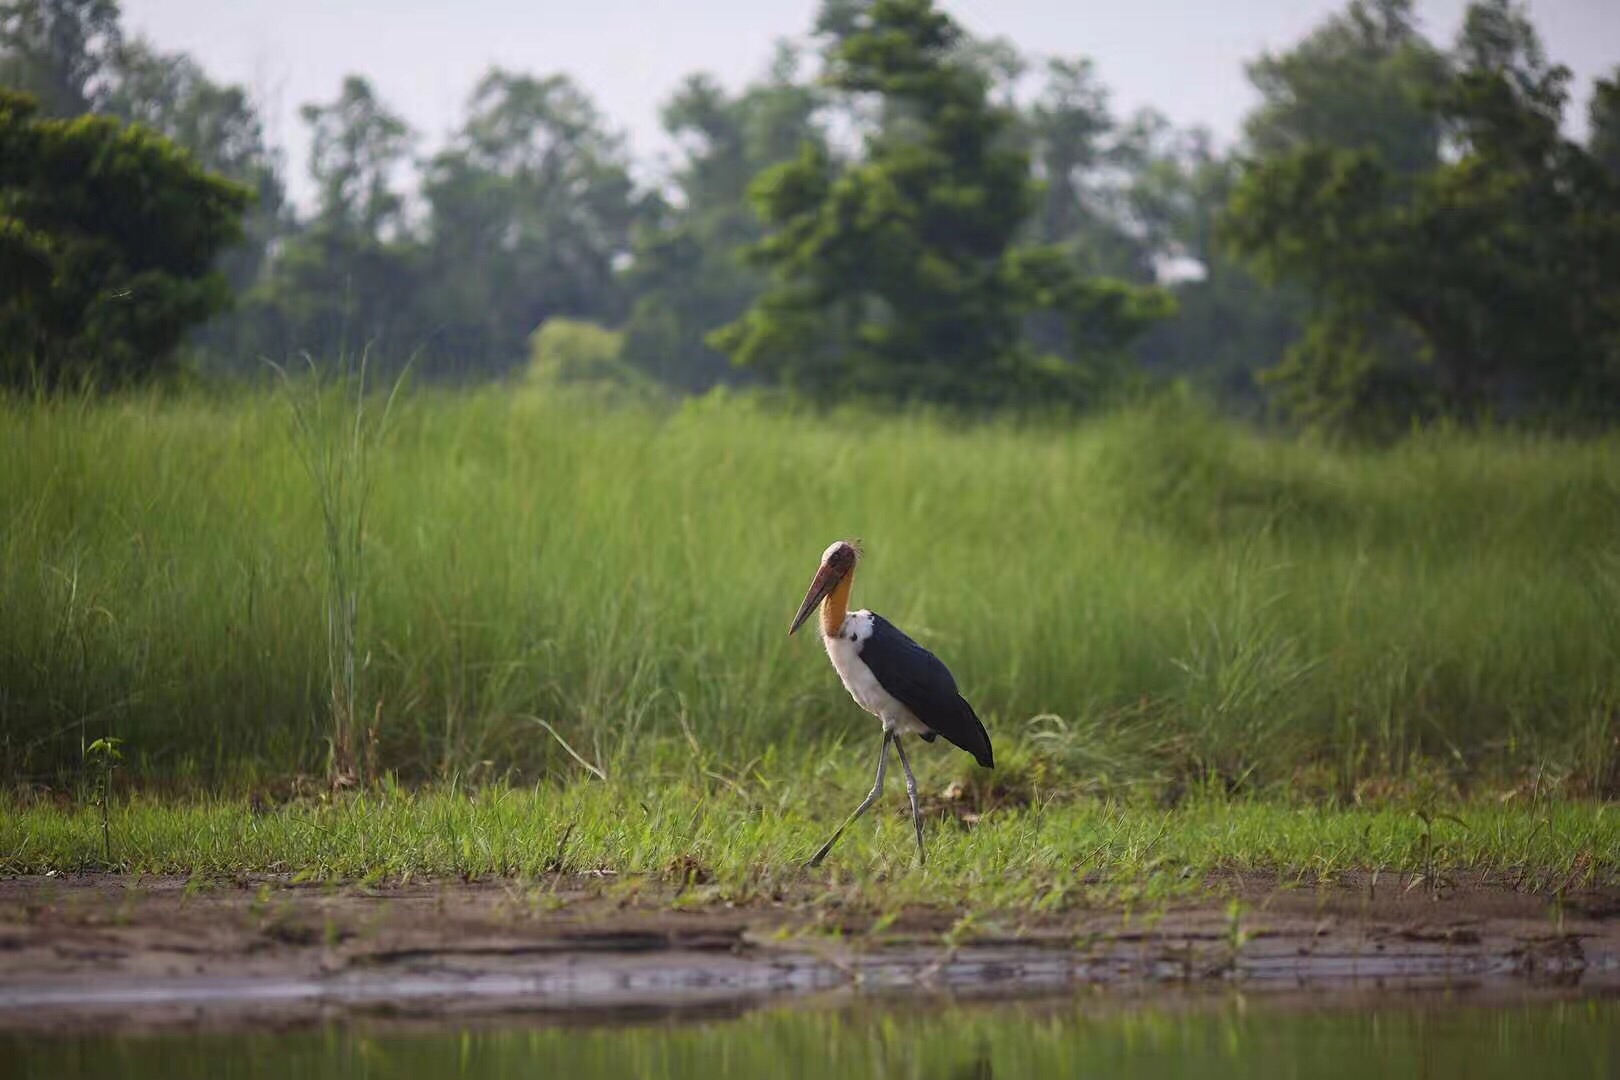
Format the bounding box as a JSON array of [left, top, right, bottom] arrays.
[[1, 994, 1615, 1079], [942, 1049, 994, 1080]]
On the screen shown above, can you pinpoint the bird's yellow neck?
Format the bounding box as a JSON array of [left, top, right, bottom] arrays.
[[821, 567, 854, 637]]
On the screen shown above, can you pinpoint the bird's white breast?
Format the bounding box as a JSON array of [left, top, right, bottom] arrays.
[[823, 610, 928, 735]]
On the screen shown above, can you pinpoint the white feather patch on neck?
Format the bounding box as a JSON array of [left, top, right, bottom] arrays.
[[821, 610, 928, 735]]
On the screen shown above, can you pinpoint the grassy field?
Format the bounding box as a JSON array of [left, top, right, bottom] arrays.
[[3, 384, 1620, 801]]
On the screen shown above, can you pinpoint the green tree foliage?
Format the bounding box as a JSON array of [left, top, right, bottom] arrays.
[[0, 89, 249, 388], [231, 70, 648, 379], [7, 0, 1611, 430], [238, 76, 422, 371], [3, 5, 287, 372], [1592, 69, 1620, 181], [1594, 69, 1620, 180], [1013, 60, 1305, 404], [1127, 129, 1309, 406], [1024, 58, 1154, 279], [420, 69, 644, 371], [1243, 0, 1448, 178], [1216, 0, 1448, 419], [303, 75, 412, 239], [1226, 0, 1620, 429], [100, 38, 286, 292], [0, 0, 119, 117], [619, 48, 826, 392], [712, 0, 1168, 406]]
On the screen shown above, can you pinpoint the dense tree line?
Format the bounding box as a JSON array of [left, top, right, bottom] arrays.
[[1227, 0, 1620, 429], [2, 0, 1616, 426]]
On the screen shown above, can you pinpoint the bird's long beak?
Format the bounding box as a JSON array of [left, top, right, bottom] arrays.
[[789, 562, 842, 636]]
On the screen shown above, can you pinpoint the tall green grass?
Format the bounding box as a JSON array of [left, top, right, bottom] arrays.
[[276, 360, 404, 784], [3, 388, 1618, 793]]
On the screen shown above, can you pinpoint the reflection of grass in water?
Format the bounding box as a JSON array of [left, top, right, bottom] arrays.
[[1, 390, 1618, 795], [4, 995, 1616, 1079], [2, 785, 1614, 901]]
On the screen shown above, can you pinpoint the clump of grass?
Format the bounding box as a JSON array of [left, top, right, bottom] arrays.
[[274, 356, 404, 785], [0, 388, 1617, 795]]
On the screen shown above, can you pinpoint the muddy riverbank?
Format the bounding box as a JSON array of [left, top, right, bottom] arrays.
[[2, 873, 1616, 1032]]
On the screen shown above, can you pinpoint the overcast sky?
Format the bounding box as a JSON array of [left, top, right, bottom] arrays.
[[120, 0, 1618, 204]]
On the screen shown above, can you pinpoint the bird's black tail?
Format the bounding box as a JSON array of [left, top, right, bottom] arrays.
[[938, 695, 993, 769]]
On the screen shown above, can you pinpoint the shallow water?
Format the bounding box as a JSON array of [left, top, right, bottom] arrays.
[[2, 992, 1616, 1080]]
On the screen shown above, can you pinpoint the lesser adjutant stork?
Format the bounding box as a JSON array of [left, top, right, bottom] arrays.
[[789, 540, 993, 867]]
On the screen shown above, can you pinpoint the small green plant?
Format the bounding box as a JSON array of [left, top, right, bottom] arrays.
[[1410, 808, 1469, 897], [84, 736, 123, 866]]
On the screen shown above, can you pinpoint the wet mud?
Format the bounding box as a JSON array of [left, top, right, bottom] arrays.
[[1, 873, 1615, 1032]]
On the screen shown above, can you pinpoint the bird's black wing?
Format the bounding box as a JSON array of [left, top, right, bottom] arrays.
[[860, 614, 993, 768]]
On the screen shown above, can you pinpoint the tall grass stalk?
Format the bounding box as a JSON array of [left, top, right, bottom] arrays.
[[274, 354, 403, 785]]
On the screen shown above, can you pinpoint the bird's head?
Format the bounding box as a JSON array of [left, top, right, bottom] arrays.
[[788, 539, 861, 636]]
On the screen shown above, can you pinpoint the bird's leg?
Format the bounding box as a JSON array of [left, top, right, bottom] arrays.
[[805, 732, 890, 869], [892, 734, 926, 867]]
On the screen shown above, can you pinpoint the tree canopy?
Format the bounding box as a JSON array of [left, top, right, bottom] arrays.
[[1226, 0, 1620, 430], [0, 88, 249, 387], [711, 0, 1169, 406], [0, 0, 119, 116], [617, 50, 827, 393]]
